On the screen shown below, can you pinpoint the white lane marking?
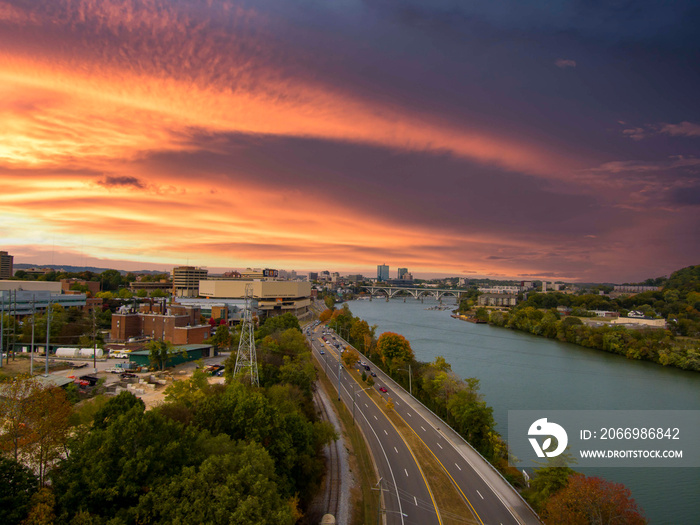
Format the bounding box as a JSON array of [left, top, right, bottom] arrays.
[[384, 430, 388, 436], [394, 447, 399, 454], [421, 426, 426, 432], [407, 412, 412, 417], [437, 442, 443, 449], [455, 463, 462, 471], [404, 469, 409, 477], [374, 415, 378, 420], [364, 403, 368, 408], [477, 490, 484, 500], [414, 496, 418, 506]]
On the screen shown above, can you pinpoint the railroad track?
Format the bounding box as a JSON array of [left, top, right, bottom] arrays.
[[314, 388, 342, 520]]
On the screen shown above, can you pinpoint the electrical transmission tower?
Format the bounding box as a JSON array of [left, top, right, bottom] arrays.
[[234, 283, 259, 386]]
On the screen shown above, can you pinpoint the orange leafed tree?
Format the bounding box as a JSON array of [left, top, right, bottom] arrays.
[[542, 474, 647, 525], [319, 309, 333, 323]]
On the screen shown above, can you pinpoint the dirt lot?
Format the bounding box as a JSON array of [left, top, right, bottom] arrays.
[[0, 355, 73, 378]]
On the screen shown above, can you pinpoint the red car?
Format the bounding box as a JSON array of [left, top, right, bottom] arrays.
[[379, 386, 388, 393]]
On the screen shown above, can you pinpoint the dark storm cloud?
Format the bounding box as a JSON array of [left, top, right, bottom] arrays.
[[97, 176, 145, 189]]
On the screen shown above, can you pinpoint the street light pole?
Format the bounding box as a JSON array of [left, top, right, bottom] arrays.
[[398, 365, 412, 396], [338, 359, 342, 401]]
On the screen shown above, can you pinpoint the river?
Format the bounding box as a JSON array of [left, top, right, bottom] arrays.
[[347, 297, 700, 524]]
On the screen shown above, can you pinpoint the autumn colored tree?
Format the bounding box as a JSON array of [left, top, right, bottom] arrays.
[[25, 386, 72, 485], [342, 350, 359, 369], [22, 488, 56, 525], [319, 309, 333, 323], [0, 375, 42, 461], [542, 474, 647, 525], [376, 332, 415, 372]]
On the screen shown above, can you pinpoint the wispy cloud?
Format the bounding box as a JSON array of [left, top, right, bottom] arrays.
[[659, 121, 700, 138], [555, 58, 576, 68], [621, 121, 700, 141]]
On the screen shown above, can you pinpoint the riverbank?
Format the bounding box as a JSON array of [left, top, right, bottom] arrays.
[[464, 306, 700, 372], [347, 298, 700, 524]]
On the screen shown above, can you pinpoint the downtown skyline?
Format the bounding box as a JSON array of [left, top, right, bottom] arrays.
[[1, 0, 699, 283]]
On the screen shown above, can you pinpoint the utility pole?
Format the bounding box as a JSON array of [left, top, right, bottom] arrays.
[[92, 307, 98, 374], [1, 293, 4, 368], [45, 298, 51, 377], [30, 295, 35, 375], [11, 289, 16, 360]]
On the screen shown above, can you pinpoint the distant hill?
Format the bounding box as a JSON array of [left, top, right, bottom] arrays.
[[13, 263, 165, 275]]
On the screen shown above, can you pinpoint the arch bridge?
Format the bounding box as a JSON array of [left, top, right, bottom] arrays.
[[361, 286, 466, 301]]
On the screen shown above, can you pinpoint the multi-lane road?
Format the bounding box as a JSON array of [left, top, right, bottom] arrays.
[[306, 323, 541, 525]]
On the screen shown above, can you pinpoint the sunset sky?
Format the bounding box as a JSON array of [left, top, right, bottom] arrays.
[[1, 0, 698, 282]]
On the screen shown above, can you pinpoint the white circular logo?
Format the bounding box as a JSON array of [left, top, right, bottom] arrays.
[[528, 418, 568, 457]]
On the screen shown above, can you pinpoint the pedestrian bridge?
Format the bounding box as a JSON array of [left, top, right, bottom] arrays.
[[361, 286, 466, 301]]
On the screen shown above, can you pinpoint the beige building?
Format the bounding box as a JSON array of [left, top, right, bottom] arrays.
[[478, 293, 518, 307], [609, 317, 667, 329], [171, 266, 208, 297], [199, 280, 311, 318]]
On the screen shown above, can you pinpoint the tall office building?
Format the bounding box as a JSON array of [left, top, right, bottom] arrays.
[[0, 251, 13, 279], [377, 264, 389, 281], [397, 267, 408, 279], [171, 266, 208, 297]]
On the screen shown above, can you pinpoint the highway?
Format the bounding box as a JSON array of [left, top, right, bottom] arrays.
[[307, 324, 442, 525], [308, 323, 541, 525]]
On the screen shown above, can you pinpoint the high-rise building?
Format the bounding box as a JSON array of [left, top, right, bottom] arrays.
[[171, 266, 208, 297], [377, 264, 389, 281], [398, 267, 408, 279], [0, 251, 13, 279]]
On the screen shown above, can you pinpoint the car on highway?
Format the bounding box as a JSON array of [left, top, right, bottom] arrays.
[[371, 372, 377, 377], [319, 350, 325, 355], [379, 386, 388, 393]]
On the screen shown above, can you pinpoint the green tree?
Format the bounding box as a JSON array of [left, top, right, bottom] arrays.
[[525, 452, 577, 511], [474, 307, 489, 322], [0, 456, 39, 525], [207, 324, 232, 351], [146, 340, 182, 371], [117, 288, 133, 300], [52, 403, 200, 521], [133, 443, 296, 525], [99, 270, 123, 292]]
